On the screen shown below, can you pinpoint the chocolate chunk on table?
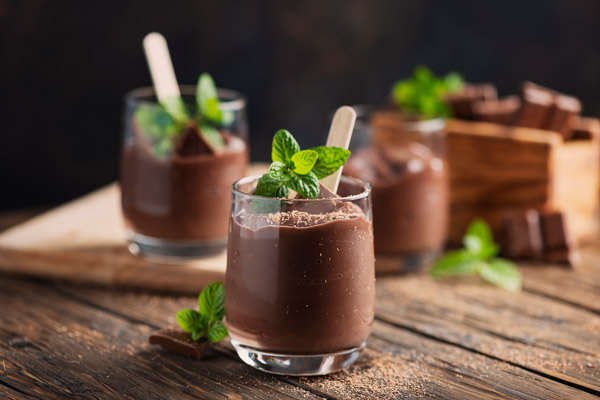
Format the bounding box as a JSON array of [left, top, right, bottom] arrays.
[[503, 210, 577, 266], [503, 210, 543, 259], [149, 326, 210, 359]]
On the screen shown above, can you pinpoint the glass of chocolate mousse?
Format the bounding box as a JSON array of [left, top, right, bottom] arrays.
[[120, 82, 248, 259], [344, 107, 448, 273], [225, 176, 375, 376]]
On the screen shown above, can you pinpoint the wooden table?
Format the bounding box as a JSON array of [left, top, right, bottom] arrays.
[[1, 217, 599, 399]]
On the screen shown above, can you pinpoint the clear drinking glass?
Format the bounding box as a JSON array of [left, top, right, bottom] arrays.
[[344, 106, 449, 273], [120, 86, 248, 259], [225, 176, 375, 376]]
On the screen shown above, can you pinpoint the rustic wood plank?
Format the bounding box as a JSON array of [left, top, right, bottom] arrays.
[[519, 244, 600, 313], [375, 274, 600, 394], [56, 281, 595, 399], [0, 278, 323, 400]]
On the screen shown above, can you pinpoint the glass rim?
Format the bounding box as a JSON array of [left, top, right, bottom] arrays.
[[124, 85, 247, 111], [232, 175, 371, 202], [347, 104, 446, 133]]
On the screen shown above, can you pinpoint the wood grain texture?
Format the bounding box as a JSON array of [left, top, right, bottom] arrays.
[[54, 276, 597, 399], [0, 278, 322, 400], [375, 271, 600, 394], [446, 119, 600, 244], [0, 164, 268, 293]]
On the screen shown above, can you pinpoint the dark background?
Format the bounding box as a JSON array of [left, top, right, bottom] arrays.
[[1, 0, 599, 210]]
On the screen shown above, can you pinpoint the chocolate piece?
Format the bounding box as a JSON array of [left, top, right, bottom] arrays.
[[174, 122, 216, 157], [445, 83, 498, 120], [149, 326, 210, 359], [539, 212, 571, 250], [226, 183, 374, 354], [503, 210, 543, 259], [515, 82, 554, 129], [472, 96, 521, 125], [546, 94, 581, 140], [292, 183, 340, 214], [571, 117, 600, 140], [515, 82, 582, 139], [503, 209, 576, 266]]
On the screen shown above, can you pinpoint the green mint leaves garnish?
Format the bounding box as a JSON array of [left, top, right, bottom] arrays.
[[431, 219, 522, 292], [134, 73, 228, 157], [254, 130, 350, 199], [176, 281, 228, 343], [196, 73, 234, 127], [392, 65, 463, 118]]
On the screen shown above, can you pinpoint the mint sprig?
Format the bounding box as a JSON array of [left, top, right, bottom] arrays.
[[254, 130, 350, 199], [431, 219, 522, 292], [392, 65, 463, 118], [134, 73, 229, 156], [176, 281, 228, 343]]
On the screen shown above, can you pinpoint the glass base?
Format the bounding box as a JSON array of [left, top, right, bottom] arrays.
[[375, 249, 440, 274], [126, 230, 226, 261], [230, 339, 365, 376]]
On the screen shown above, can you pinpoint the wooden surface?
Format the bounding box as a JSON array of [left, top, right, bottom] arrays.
[[446, 119, 600, 244], [1, 214, 600, 399], [0, 164, 268, 293]]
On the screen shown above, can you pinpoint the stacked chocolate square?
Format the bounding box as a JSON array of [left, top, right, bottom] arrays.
[[445, 81, 600, 141]]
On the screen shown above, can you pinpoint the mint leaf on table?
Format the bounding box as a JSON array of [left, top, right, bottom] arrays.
[[392, 65, 464, 118], [254, 129, 350, 200], [176, 281, 228, 343], [431, 219, 522, 292], [479, 259, 522, 292], [310, 146, 351, 179]]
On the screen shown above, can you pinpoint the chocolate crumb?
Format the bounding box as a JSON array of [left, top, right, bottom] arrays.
[[149, 326, 210, 359]]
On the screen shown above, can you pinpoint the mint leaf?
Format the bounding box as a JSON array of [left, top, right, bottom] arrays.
[[288, 171, 319, 198], [392, 65, 463, 118], [198, 281, 225, 321], [254, 174, 289, 198], [431, 218, 521, 291], [134, 105, 177, 141], [176, 309, 206, 333], [310, 146, 351, 179], [268, 161, 292, 181], [291, 150, 318, 175], [479, 259, 522, 292], [272, 129, 300, 164], [191, 330, 204, 341], [430, 249, 480, 277], [199, 124, 226, 151], [161, 96, 189, 124], [153, 138, 173, 158], [207, 320, 228, 343], [464, 219, 498, 258]]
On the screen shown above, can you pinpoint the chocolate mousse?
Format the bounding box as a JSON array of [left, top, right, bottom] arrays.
[[121, 123, 247, 241], [225, 180, 375, 354], [344, 144, 448, 255]]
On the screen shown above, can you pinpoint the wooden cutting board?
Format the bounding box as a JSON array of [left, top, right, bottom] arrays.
[[0, 164, 268, 293]]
